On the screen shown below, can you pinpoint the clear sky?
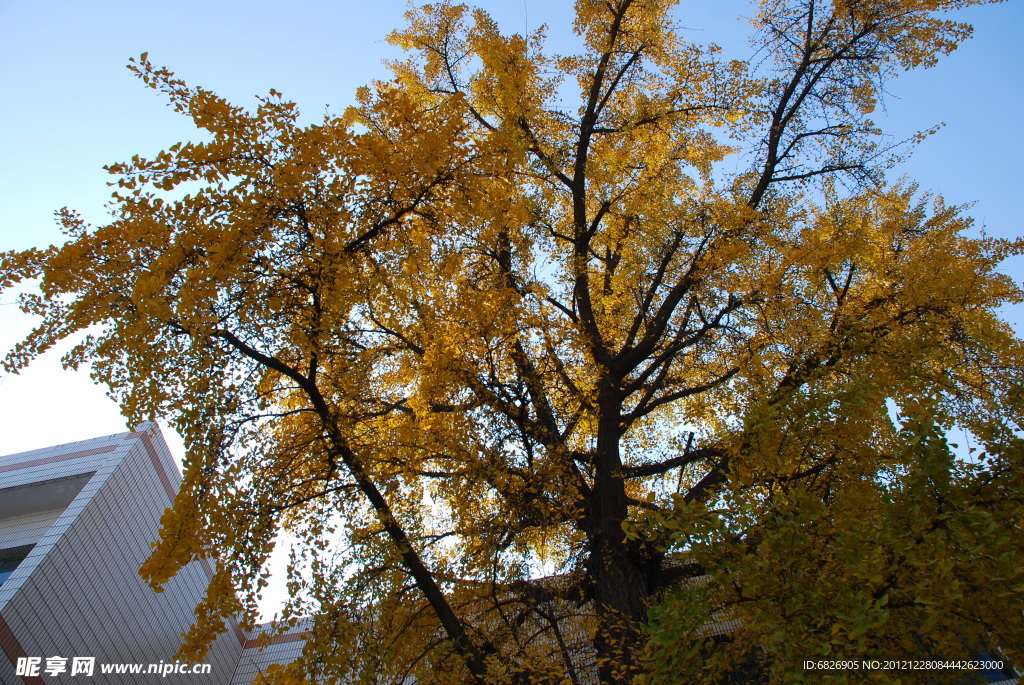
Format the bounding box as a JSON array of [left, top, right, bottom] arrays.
[[1, 0, 1022, 617]]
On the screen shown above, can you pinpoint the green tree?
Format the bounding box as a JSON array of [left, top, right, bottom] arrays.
[[2, 0, 1022, 683], [639, 405, 1024, 683]]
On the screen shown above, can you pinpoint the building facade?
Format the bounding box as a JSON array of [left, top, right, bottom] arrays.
[[0, 425, 305, 684]]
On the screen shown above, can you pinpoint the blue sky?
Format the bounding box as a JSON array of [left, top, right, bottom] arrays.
[[1, 0, 1021, 451], [0, 0, 1021, 615]]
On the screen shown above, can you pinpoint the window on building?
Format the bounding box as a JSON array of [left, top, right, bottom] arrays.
[[0, 545, 33, 587]]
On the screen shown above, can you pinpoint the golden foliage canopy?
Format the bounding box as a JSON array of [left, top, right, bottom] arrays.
[[2, 0, 1022, 683]]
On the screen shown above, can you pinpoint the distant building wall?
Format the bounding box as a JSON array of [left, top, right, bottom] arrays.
[[230, 619, 311, 685]]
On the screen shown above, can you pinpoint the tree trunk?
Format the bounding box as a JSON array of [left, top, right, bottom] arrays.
[[587, 388, 648, 683]]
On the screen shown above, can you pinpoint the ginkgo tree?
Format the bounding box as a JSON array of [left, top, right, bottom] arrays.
[[3, 0, 1023, 683]]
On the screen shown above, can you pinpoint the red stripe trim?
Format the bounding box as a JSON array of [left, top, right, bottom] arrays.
[[135, 431, 177, 502], [0, 613, 45, 685], [243, 631, 311, 649], [0, 445, 117, 474]]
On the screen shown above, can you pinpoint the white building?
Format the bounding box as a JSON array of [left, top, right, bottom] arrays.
[[0, 424, 305, 684]]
